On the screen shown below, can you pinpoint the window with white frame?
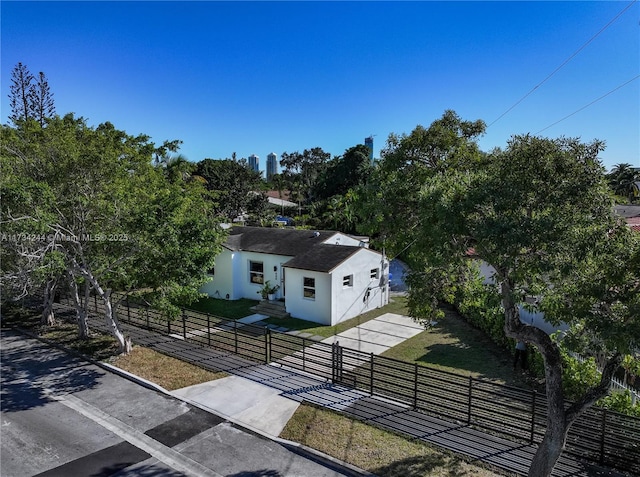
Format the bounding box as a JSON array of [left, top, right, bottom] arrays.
[[303, 277, 316, 299], [249, 261, 264, 284], [370, 268, 379, 280], [343, 274, 353, 287]]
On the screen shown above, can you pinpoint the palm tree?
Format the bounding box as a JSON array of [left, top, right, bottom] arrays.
[[607, 163, 638, 199]]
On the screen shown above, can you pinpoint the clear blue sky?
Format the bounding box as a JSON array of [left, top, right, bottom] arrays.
[[2, 1, 638, 173]]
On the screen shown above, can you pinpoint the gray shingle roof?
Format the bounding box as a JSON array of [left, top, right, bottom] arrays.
[[223, 226, 336, 256], [222, 226, 379, 273], [284, 244, 365, 272]]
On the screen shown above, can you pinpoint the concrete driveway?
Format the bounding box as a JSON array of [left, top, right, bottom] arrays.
[[176, 313, 425, 438], [320, 313, 424, 355]]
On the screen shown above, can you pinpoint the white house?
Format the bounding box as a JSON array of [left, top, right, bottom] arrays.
[[473, 258, 569, 335], [201, 226, 388, 325]]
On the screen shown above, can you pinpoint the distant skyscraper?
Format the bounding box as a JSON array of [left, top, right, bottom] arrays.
[[365, 136, 374, 163], [248, 154, 259, 172], [266, 152, 278, 181]]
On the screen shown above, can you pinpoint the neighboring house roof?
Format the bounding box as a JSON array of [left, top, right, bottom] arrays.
[[627, 217, 640, 233], [266, 190, 293, 202], [613, 205, 640, 233], [224, 226, 336, 256], [267, 196, 297, 208], [614, 205, 640, 219], [284, 244, 373, 272]]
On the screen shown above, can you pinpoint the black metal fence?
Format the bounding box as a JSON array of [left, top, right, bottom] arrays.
[[59, 294, 640, 474]]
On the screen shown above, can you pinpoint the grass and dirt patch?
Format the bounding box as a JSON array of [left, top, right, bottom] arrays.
[[280, 403, 502, 477], [2, 304, 226, 390], [381, 305, 530, 388], [110, 346, 227, 390]]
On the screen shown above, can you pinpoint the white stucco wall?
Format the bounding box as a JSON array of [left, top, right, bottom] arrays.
[[284, 268, 332, 325], [236, 251, 292, 301], [330, 249, 388, 325], [519, 306, 569, 335], [201, 250, 293, 301], [200, 249, 235, 299], [322, 233, 367, 248]]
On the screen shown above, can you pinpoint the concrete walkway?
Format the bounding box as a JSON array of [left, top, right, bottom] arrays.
[[320, 313, 424, 354], [173, 312, 423, 437]]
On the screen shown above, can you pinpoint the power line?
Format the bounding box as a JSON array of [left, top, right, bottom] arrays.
[[535, 74, 640, 135], [488, 0, 638, 128]]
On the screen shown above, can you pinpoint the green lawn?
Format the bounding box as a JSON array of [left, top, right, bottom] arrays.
[[264, 295, 410, 338], [381, 305, 530, 387], [185, 297, 259, 320]]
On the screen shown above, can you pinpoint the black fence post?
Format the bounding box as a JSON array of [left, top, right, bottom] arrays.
[[94, 294, 98, 312], [530, 391, 537, 443], [467, 376, 474, 424], [234, 320, 238, 354], [600, 408, 607, 466], [207, 315, 211, 347], [331, 342, 337, 383], [268, 327, 272, 363], [168, 316, 171, 335], [413, 362, 419, 409], [264, 327, 269, 364], [182, 310, 187, 340], [370, 352, 374, 396], [338, 345, 343, 382], [302, 337, 306, 372]]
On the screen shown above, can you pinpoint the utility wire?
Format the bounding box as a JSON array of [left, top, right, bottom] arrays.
[[488, 0, 638, 128], [534, 74, 640, 134]]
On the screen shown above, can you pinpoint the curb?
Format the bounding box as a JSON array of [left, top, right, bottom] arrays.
[[6, 326, 376, 477]]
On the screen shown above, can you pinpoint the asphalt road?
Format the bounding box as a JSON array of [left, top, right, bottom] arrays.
[[0, 329, 352, 477]]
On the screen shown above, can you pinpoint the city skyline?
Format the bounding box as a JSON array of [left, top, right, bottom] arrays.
[[1, 1, 638, 171]]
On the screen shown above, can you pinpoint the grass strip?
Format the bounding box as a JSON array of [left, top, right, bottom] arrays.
[[280, 403, 503, 477], [3, 305, 226, 390], [110, 346, 227, 391]]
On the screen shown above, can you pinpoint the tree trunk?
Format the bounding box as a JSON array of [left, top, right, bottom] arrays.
[[41, 278, 57, 326], [80, 268, 131, 354], [500, 278, 568, 477], [528, 347, 567, 477], [499, 278, 620, 477], [69, 274, 90, 339]]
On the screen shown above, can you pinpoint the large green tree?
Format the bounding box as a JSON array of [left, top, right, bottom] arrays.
[[1, 115, 225, 351], [357, 110, 486, 253], [313, 144, 372, 202], [195, 158, 266, 222], [280, 147, 331, 205], [359, 111, 639, 477]]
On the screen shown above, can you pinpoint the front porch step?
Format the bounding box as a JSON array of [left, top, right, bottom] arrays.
[[250, 300, 290, 319]]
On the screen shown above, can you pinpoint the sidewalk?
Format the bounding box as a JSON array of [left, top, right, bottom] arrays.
[[98, 314, 604, 477], [1, 330, 357, 477]]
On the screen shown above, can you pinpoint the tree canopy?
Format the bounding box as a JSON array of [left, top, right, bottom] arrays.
[[195, 157, 266, 222], [1, 114, 226, 351], [357, 111, 639, 477]]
